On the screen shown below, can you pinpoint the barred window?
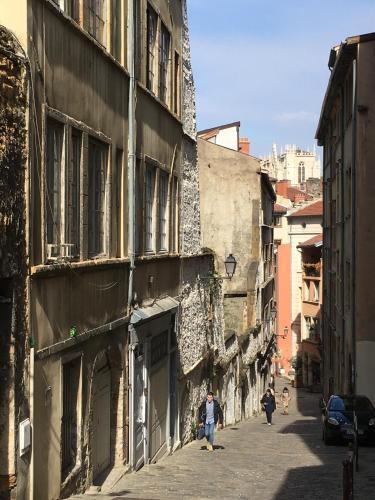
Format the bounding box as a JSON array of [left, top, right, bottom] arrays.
[[64, 129, 81, 257], [158, 171, 168, 251], [85, 0, 107, 47], [159, 23, 170, 103], [146, 6, 157, 92], [145, 165, 156, 252], [46, 119, 64, 251], [88, 138, 107, 257]]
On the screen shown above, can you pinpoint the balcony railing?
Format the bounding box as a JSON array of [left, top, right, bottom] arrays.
[[303, 262, 321, 277]]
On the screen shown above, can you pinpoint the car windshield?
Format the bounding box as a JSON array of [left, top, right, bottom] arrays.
[[329, 396, 374, 412]]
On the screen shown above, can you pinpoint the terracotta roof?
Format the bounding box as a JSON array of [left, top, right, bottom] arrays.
[[298, 234, 323, 248], [287, 186, 313, 202], [289, 200, 323, 218], [273, 203, 287, 214]]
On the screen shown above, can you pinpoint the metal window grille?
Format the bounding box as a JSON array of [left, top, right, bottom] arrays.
[[159, 23, 170, 103], [145, 166, 155, 251], [158, 172, 168, 251], [146, 7, 157, 91], [135, 160, 142, 254], [151, 331, 168, 366], [111, 0, 121, 60], [66, 129, 81, 256], [88, 138, 107, 257], [66, 0, 80, 21], [85, 0, 107, 46], [46, 119, 63, 248], [62, 358, 80, 477]]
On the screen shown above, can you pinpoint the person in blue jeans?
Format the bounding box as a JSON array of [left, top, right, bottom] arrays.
[[198, 391, 224, 451]]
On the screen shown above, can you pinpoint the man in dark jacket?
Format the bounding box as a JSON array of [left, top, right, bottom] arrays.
[[198, 391, 223, 451]]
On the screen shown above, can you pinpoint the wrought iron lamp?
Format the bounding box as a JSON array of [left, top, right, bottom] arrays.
[[199, 254, 237, 283]]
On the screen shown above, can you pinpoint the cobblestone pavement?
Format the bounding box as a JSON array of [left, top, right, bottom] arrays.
[[71, 380, 375, 500]]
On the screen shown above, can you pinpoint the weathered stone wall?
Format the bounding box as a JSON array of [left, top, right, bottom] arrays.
[[180, 0, 201, 256], [0, 27, 29, 500]]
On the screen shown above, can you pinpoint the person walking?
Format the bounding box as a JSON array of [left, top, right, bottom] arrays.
[[261, 388, 276, 425], [198, 391, 223, 451], [280, 386, 291, 415]]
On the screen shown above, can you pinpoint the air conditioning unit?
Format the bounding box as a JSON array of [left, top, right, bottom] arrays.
[[47, 244, 60, 260]]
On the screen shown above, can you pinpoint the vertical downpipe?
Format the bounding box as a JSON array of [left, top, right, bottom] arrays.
[[127, 0, 136, 468], [351, 59, 357, 395], [127, 0, 136, 311]]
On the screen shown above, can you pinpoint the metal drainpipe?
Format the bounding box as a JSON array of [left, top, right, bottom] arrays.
[[127, 0, 136, 313], [126, 0, 136, 469], [351, 59, 357, 395]]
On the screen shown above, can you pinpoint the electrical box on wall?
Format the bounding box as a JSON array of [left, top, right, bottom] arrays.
[[19, 418, 31, 456]]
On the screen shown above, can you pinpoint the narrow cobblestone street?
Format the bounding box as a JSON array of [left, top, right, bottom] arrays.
[[71, 380, 375, 500]]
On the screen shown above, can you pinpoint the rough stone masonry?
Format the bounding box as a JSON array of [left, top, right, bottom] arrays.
[[0, 27, 29, 500]]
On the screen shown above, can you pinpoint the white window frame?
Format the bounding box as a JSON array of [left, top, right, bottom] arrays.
[[158, 170, 168, 251], [145, 164, 156, 252]]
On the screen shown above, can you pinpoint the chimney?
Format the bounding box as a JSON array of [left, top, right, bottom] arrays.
[[239, 137, 250, 155], [275, 180, 290, 197]]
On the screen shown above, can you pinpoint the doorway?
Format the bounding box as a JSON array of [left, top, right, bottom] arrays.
[[92, 353, 111, 479]]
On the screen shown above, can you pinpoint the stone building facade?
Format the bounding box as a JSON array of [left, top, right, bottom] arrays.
[[0, 27, 29, 500], [198, 138, 276, 424], [263, 144, 320, 190], [0, 1, 220, 499], [316, 32, 375, 404]]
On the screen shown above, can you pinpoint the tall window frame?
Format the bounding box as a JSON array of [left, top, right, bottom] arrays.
[[46, 118, 64, 255], [88, 137, 108, 258], [65, 128, 81, 258], [146, 5, 158, 92], [145, 164, 156, 252], [159, 22, 170, 103], [110, 0, 122, 61], [158, 171, 168, 251], [298, 161, 305, 185], [85, 0, 108, 47]]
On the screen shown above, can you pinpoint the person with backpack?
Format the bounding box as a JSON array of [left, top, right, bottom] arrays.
[[261, 388, 276, 425], [198, 391, 224, 451]]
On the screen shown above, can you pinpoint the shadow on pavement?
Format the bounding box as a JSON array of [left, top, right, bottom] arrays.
[[272, 379, 375, 500]]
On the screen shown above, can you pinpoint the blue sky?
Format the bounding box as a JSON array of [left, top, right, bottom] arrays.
[[187, 0, 375, 158]]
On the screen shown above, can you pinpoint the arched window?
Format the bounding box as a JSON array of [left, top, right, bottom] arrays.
[[298, 162, 305, 184]]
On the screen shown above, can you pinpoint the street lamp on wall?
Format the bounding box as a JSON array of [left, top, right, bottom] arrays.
[[199, 254, 237, 283], [224, 254, 237, 280]]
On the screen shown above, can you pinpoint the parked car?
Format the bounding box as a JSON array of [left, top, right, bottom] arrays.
[[321, 394, 375, 445]]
